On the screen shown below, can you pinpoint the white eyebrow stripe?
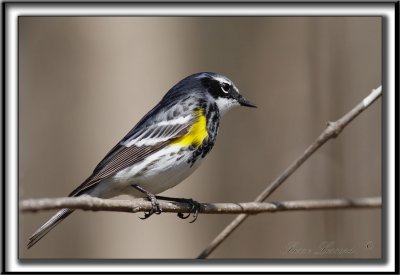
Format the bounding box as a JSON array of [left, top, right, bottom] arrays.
[[195, 73, 230, 86], [212, 75, 231, 85]]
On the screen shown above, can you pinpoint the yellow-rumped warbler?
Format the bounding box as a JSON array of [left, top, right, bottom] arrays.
[[27, 72, 256, 249]]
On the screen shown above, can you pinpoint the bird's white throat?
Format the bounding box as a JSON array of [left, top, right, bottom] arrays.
[[215, 97, 239, 116]]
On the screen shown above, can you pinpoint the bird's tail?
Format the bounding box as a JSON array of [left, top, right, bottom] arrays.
[[27, 208, 74, 249]]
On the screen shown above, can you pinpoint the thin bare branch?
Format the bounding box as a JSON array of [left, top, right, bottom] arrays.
[[20, 196, 381, 214], [197, 85, 382, 259]]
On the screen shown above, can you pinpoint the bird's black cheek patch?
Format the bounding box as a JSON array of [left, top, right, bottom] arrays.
[[202, 78, 229, 99], [201, 78, 211, 88]]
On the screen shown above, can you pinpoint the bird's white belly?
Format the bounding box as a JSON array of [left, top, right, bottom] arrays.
[[89, 145, 202, 198]]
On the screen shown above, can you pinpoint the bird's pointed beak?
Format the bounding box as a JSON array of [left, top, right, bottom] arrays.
[[237, 96, 257, 108]]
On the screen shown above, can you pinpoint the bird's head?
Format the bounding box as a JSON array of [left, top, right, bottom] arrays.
[[194, 72, 256, 116], [165, 72, 256, 116]]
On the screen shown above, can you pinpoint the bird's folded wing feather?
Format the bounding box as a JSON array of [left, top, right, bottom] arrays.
[[68, 111, 199, 197]]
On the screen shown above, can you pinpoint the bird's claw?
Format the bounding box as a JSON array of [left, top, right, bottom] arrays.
[[139, 195, 162, 220], [177, 199, 201, 223]]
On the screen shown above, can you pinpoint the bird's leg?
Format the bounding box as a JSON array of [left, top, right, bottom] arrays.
[[155, 195, 201, 223], [131, 184, 162, 219]]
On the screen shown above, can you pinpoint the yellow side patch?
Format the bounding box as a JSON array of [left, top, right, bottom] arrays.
[[170, 109, 208, 148]]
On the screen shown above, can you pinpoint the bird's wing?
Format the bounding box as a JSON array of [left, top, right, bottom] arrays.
[[68, 104, 200, 197]]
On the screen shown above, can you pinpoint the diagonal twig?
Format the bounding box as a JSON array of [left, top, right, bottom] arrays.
[[197, 85, 382, 259]]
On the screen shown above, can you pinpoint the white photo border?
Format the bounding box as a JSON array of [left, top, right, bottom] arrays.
[[4, 2, 396, 273]]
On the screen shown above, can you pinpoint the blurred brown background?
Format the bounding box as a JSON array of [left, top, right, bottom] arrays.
[[19, 17, 381, 259]]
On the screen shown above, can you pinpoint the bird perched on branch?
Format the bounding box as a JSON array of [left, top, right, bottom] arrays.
[[27, 72, 256, 249]]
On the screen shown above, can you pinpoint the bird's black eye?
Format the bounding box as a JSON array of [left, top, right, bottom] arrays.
[[221, 82, 231, 93]]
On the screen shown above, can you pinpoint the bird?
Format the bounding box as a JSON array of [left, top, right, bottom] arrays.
[[27, 72, 256, 249]]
